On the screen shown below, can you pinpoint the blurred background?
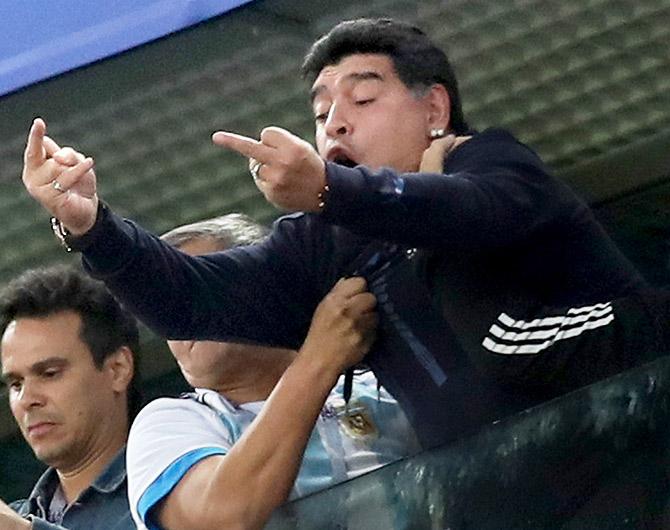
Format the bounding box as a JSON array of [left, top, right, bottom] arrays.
[[1, 0, 669, 505]]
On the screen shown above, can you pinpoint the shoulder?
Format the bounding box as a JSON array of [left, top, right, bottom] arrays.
[[128, 393, 223, 449], [132, 394, 206, 424], [447, 128, 547, 173], [268, 211, 361, 277], [270, 211, 335, 246], [243, 211, 329, 265], [468, 128, 532, 151], [126, 392, 235, 505]]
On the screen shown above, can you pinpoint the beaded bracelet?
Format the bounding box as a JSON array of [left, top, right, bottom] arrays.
[[317, 184, 330, 210]]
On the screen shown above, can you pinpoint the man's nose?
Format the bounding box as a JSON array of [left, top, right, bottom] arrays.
[[324, 103, 351, 137], [15, 381, 45, 409]]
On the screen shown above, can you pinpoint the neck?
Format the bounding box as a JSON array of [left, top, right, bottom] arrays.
[[216, 384, 273, 404], [56, 416, 127, 503], [212, 354, 294, 405]]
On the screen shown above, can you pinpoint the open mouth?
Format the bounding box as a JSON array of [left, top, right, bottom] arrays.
[[332, 154, 358, 168]]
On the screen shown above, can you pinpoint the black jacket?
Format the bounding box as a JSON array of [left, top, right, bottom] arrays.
[[79, 129, 644, 447]]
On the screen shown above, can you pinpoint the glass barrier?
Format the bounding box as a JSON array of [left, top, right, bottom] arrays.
[[268, 357, 670, 529]]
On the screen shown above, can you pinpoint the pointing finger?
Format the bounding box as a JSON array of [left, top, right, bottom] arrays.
[[212, 131, 275, 163]]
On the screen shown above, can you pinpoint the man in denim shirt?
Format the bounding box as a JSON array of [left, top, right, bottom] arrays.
[[0, 266, 139, 529]]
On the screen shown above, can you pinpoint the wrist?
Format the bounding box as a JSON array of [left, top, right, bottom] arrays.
[[51, 201, 106, 252], [68, 201, 99, 236], [292, 348, 342, 388], [316, 182, 330, 211], [306, 159, 329, 213]]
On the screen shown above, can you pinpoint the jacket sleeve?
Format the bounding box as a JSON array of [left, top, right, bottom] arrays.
[[80, 208, 321, 347], [321, 129, 583, 253], [475, 290, 670, 393]]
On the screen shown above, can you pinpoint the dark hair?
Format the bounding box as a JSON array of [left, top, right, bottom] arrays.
[[0, 265, 142, 421], [302, 18, 469, 134], [161, 213, 269, 250]]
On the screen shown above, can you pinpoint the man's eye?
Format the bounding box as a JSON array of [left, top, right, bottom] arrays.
[[8, 380, 22, 392], [355, 98, 375, 106], [314, 112, 328, 123], [43, 369, 60, 379]]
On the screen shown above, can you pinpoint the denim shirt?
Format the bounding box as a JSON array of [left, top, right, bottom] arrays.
[[10, 448, 133, 530]]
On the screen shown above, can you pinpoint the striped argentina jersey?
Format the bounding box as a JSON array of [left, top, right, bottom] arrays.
[[126, 372, 420, 530]]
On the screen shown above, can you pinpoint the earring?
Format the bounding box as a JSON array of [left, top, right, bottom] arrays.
[[430, 128, 445, 139]]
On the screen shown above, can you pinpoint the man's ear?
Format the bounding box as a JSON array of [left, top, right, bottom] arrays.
[[105, 346, 134, 394], [425, 84, 451, 133]]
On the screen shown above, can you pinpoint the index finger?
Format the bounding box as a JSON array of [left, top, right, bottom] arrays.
[[24, 118, 47, 168], [332, 276, 368, 297], [212, 131, 275, 162]]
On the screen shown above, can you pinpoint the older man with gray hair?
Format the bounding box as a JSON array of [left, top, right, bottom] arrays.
[[125, 214, 419, 530]]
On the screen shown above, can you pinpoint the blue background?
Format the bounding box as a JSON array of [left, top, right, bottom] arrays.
[[0, 0, 253, 96]]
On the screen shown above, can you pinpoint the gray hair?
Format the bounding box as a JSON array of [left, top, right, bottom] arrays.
[[160, 214, 269, 250]]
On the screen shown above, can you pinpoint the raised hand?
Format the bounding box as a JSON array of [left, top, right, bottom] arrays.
[[212, 126, 327, 212], [419, 133, 472, 173], [299, 277, 378, 376], [22, 118, 99, 235]]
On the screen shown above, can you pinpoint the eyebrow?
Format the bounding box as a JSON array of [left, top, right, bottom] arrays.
[[1, 356, 70, 383], [310, 70, 385, 103]]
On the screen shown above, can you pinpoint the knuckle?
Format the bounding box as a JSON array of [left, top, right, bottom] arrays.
[[334, 303, 347, 319]]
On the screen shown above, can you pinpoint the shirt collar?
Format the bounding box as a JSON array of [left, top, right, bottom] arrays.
[[26, 466, 59, 510], [193, 387, 265, 414], [26, 446, 127, 503], [89, 446, 127, 494]]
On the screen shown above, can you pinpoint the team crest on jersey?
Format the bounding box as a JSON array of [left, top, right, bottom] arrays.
[[333, 401, 378, 439]]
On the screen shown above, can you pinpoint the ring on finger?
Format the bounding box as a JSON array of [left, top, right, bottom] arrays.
[[52, 179, 66, 193], [249, 158, 264, 181]]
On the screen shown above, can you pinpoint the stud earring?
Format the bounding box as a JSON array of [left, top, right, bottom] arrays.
[[430, 128, 445, 139]]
